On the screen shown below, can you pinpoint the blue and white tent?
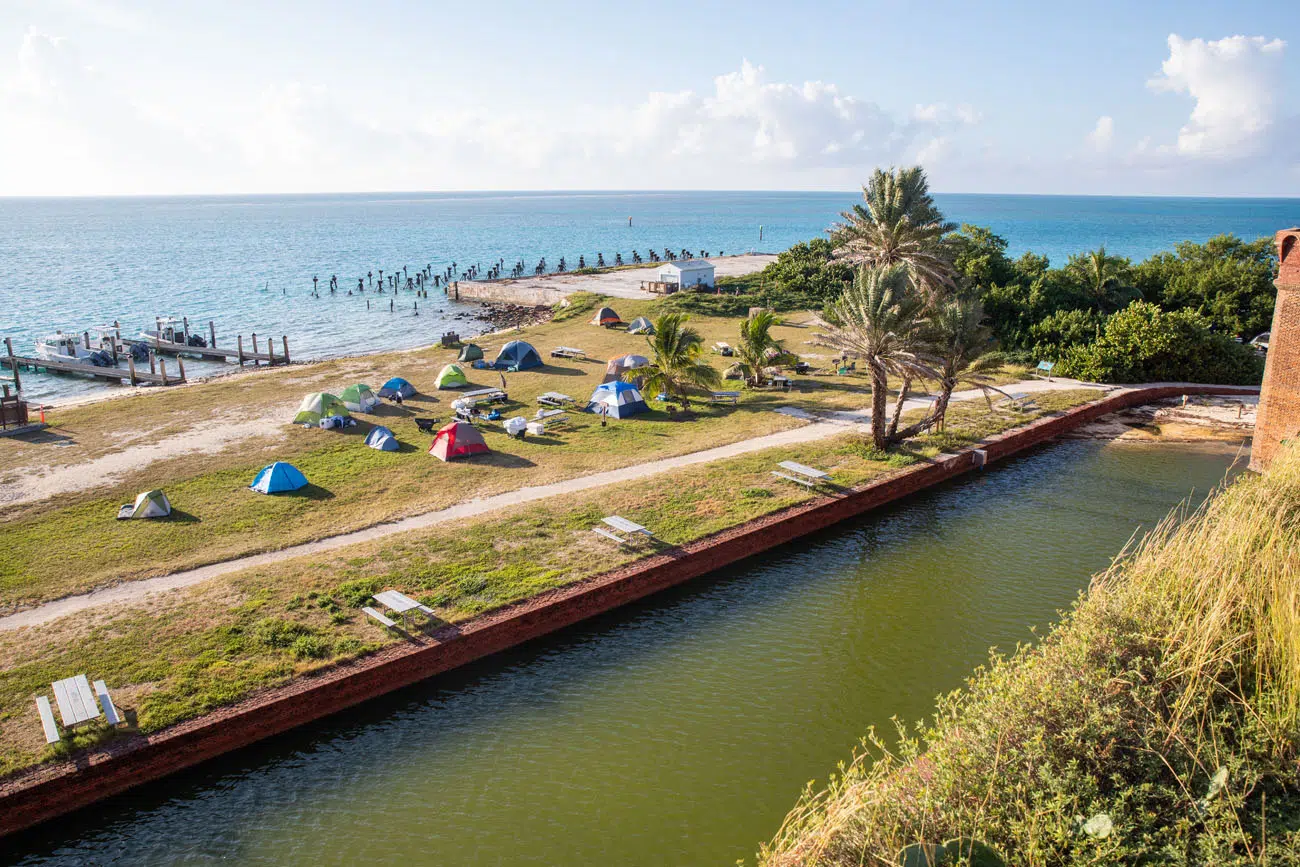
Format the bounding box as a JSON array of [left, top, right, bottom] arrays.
[[377, 377, 416, 399], [250, 461, 309, 494], [364, 425, 399, 451], [586, 381, 649, 419], [493, 340, 542, 371]]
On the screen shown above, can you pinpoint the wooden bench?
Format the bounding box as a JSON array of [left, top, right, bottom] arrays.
[[362, 607, 397, 629], [93, 680, 122, 726], [36, 696, 59, 744]]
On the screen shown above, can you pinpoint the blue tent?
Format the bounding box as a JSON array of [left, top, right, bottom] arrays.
[[493, 340, 542, 371], [250, 462, 309, 494], [586, 381, 649, 419], [377, 377, 416, 399], [364, 425, 399, 451]]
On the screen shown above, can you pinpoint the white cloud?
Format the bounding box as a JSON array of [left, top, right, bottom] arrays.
[[1086, 116, 1114, 152], [1147, 34, 1286, 157]]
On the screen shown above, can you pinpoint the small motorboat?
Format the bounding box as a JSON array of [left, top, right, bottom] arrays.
[[139, 317, 208, 351], [34, 330, 118, 367]]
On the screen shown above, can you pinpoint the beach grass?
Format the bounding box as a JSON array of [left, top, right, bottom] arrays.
[[0, 296, 1027, 612], [0, 388, 1100, 779]]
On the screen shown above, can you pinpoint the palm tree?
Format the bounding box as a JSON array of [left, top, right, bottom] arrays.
[[1066, 246, 1139, 312], [735, 310, 794, 387], [829, 166, 957, 297], [813, 264, 935, 450], [628, 312, 720, 408]]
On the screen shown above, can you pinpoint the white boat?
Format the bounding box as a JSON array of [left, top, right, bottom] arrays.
[[34, 330, 120, 367], [139, 316, 208, 355]]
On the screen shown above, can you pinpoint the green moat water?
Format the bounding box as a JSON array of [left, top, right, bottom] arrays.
[[7, 439, 1246, 866]]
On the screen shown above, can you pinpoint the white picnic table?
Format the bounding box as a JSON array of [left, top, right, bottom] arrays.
[[460, 387, 507, 405], [372, 589, 435, 629], [772, 461, 831, 487], [550, 346, 585, 358], [52, 674, 102, 728], [709, 391, 741, 405], [603, 516, 652, 536], [537, 391, 573, 406]]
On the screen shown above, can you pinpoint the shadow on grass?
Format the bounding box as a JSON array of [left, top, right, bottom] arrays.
[[160, 509, 201, 524], [283, 484, 334, 501], [538, 365, 590, 377], [474, 452, 537, 469], [11, 429, 76, 446]]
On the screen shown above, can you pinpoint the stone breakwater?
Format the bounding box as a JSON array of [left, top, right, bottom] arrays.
[[0, 384, 1259, 839]]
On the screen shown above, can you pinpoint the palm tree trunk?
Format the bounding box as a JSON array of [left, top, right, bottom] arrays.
[[891, 380, 952, 441], [886, 374, 912, 438], [869, 363, 889, 451]]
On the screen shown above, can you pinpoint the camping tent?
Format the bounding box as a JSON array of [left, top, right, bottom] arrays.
[[603, 353, 650, 383], [586, 381, 649, 419], [340, 383, 380, 413], [293, 392, 350, 425], [428, 421, 491, 461], [378, 377, 416, 399], [493, 340, 542, 371], [458, 343, 484, 363], [250, 461, 309, 494], [627, 316, 655, 335], [118, 489, 171, 520], [591, 306, 622, 327], [435, 363, 469, 389], [723, 362, 745, 380], [364, 425, 399, 451]]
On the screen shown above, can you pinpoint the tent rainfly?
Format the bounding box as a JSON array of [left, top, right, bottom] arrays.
[[435, 363, 470, 389], [429, 421, 491, 461], [117, 489, 171, 520], [586, 380, 649, 419], [340, 383, 380, 413], [364, 425, 399, 451], [591, 306, 622, 327], [627, 316, 655, 334], [250, 461, 309, 494], [494, 340, 543, 371], [293, 392, 350, 425], [458, 343, 484, 362], [378, 377, 416, 399], [603, 353, 650, 383]]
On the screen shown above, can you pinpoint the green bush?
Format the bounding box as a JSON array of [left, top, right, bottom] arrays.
[[334, 577, 381, 608], [290, 635, 330, 660], [1055, 302, 1263, 385], [252, 617, 311, 649]]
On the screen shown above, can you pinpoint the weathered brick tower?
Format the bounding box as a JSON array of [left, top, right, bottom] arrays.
[[1250, 227, 1300, 472]]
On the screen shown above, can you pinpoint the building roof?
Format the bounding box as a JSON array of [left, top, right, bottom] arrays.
[[660, 259, 714, 273]]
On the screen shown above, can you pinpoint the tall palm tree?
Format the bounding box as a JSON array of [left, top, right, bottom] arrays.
[[813, 264, 935, 450], [829, 166, 957, 297], [1066, 246, 1140, 312], [735, 310, 794, 387], [628, 312, 720, 408], [894, 295, 1008, 439]]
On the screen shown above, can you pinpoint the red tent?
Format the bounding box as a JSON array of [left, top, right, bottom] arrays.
[[428, 421, 490, 461]]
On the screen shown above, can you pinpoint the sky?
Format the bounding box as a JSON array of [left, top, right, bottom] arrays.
[[0, 0, 1297, 197]]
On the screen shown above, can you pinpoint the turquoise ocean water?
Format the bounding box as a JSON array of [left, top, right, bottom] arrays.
[[0, 191, 1295, 401]]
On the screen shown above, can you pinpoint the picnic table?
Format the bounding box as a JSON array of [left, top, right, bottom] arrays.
[[550, 347, 585, 359], [537, 391, 573, 407], [372, 589, 435, 629], [709, 391, 741, 405], [772, 461, 831, 487], [52, 674, 101, 728], [593, 515, 654, 545], [460, 387, 508, 405]]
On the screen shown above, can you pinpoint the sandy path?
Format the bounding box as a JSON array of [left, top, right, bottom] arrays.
[[0, 411, 290, 507], [0, 377, 1107, 632], [465, 254, 778, 300]]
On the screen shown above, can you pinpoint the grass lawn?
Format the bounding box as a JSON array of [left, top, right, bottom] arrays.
[[0, 293, 1031, 612], [0, 388, 1101, 779]]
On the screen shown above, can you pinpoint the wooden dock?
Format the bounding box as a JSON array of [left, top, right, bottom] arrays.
[[3, 338, 185, 387], [117, 318, 290, 367]]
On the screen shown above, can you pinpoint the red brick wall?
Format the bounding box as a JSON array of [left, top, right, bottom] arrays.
[[1251, 228, 1300, 471], [0, 383, 1259, 839]]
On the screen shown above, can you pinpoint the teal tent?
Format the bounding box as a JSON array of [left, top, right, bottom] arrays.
[[250, 462, 308, 494]]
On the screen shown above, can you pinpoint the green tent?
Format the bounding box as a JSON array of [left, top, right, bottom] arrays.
[[339, 383, 380, 413], [293, 392, 350, 425], [435, 363, 470, 389], [117, 489, 171, 520], [458, 343, 484, 362]]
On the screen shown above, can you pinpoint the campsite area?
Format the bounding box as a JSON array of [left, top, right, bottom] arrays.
[[0, 291, 1094, 776]]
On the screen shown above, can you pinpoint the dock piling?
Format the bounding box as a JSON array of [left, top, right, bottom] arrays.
[[4, 338, 18, 392], [83, 331, 90, 351], [237, 335, 244, 367], [128, 353, 137, 385], [150, 353, 157, 376], [267, 339, 275, 366], [182, 317, 190, 345], [159, 357, 168, 383], [252, 333, 259, 367], [176, 356, 186, 383], [282, 336, 289, 364], [209, 321, 216, 348]]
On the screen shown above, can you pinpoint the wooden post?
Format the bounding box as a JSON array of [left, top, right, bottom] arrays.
[[267, 338, 275, 366], [155, 317, 162, 339], [159, 357, 168, 384], [281, 336, 289, 364], [3, 338, 16, 392], [182, 317, 190, 345], [252, 333, 259, 367], [83, 331, 91, 350], [176, 356, 186, 383], [150, 353, 157, 376], [209, 321, 216, 348], [237, 335, 245, 367], [128, 353, 137, 386]]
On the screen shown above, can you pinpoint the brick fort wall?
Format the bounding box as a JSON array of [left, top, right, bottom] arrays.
[[1251, 228, 1300, 471]]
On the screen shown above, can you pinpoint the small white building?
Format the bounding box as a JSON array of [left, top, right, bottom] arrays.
[[658, 259, 715, 289]]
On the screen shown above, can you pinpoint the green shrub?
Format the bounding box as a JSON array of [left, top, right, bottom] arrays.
[[252, 617, 311, 649], [334, 577, 381, 608], [290, 635, 330, 660], [741, 487, 775, 499]]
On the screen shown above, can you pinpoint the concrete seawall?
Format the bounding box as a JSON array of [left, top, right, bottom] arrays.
[[456, 281, 570, 306], [0, 384, 1258, 838]]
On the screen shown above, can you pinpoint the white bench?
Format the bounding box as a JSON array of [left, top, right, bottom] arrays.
[[772, 460, 831, 487], [771, 471, 815, 487], [709, 391, 740, 405], [592, 527, 627, 545], [93, 680, 122, 726], [363, 607, 397, 629], [550, 347, 585, 359], [36, 696, 59, 744]]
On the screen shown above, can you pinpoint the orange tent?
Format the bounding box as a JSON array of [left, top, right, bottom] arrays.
[[428, 421, 490, 461]]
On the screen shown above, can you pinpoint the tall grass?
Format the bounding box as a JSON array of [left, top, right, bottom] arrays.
[[759, 444, 1300, 865]]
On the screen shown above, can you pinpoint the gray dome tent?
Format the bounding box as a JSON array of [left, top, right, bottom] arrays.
[[458, 343, 484, 362], [627, 316, 655, 335]]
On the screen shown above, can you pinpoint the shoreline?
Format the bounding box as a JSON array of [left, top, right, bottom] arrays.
[[0, 383, 1259, 840]]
